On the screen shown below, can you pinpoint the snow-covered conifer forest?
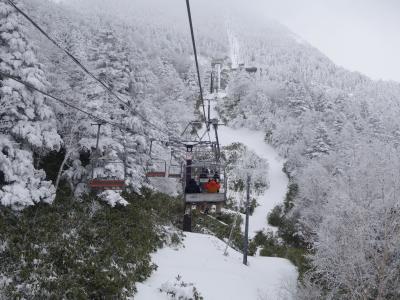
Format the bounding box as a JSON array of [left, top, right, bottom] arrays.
[[1, 0, 400, 298]]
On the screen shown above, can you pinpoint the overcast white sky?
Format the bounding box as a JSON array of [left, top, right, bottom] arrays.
[[236, 0, 400, 82]]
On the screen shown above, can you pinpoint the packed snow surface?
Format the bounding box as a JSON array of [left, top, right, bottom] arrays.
[[219, 126, 289, 237], [135, 232, 297, 300], [136, 92, 293, 299], [136, 126, 295, 299]]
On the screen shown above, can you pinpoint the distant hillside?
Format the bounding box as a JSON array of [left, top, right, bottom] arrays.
[[217, 7, 400, 299]]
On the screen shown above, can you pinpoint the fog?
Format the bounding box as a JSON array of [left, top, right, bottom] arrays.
[[216, 0, 400, 82], [251, 0, 400, 82], [59, 0, 400, 82]]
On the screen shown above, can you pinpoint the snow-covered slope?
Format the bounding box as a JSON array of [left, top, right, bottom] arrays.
[[219, 126, 288, 237], [135, 99, 294, 299], [210, 90, 288, 237], [135, 232, 297, 300]]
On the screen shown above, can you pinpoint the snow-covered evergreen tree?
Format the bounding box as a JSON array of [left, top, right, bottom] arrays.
[[0, 0, 61, 209]]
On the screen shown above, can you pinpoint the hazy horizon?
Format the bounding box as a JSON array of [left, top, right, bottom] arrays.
[[56, 0, 400, 82]]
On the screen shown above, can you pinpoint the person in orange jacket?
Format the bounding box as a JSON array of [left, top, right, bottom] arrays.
[[204, 179, 220, 193]]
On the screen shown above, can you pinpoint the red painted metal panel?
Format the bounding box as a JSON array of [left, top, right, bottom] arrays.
[[89, 179, 125, 190], [146, 172, 166, 178]]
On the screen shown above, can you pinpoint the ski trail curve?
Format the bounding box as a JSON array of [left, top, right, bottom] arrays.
[[219, 126, 288, 238], [134, 131, 295, 299]]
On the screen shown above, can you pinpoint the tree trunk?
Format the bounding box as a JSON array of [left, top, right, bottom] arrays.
[[55, 150, 73, 192]]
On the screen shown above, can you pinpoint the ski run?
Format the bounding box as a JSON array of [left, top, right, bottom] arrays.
[[136, 123, 297, 299]]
